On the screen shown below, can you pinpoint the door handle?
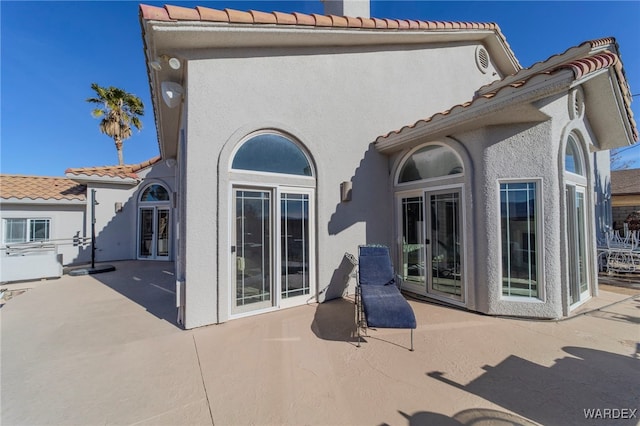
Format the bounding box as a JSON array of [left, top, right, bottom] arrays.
[[231, 246, 236, 253], [425, 239, 431, 245]]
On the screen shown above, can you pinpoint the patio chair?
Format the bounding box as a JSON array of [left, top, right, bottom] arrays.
[[355, 245, 417, 351]]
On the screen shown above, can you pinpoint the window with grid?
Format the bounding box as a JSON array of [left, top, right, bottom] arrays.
[[500, 182, 539, 298], [3, 218, 50, 243]]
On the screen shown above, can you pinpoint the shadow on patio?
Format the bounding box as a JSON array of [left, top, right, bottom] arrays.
[[77, 260, 180, 327], [427, 346, 640, 426]]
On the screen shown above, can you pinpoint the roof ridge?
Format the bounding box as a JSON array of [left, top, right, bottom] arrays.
[[476, 38, 618, 96], [1, 174, 73, 179], [377, 46, 637, 144], [140, 3, 502, 31], [65, 155, 161, 173]]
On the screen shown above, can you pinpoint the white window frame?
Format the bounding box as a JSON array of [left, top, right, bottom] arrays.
[[498, 178, 545, 301], [395, 142, 465, 187], [228, 181, 316, 320], [2, 218, 51, 244]]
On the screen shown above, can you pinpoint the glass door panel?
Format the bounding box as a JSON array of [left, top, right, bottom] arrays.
[[156, 208, 170, 258], [281, 193, 310, 299], [400, 196, 426, 293], [139, 208, 154, 258], [234, 189, 273, 313], [567, 185, 589, 305], [427, 190, 463, 301]]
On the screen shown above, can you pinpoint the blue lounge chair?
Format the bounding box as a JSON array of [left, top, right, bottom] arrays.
[[356, 245, 417, 351]]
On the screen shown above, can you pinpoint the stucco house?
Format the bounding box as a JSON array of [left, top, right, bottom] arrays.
[[139, 0, 637, 328], [611, 168, 640, 231], [0, 157, 176, 282]]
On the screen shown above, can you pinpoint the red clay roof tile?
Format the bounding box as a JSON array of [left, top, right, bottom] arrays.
[[165, 4, 199, 21], [329, 15, 348, 27], [311, 13, 332, 27], [377, 48, 637, 143], [226, 8, 253, 24], [197, 6, 229, 22], [293, 12, 315, 26], [273, 11, 297, 25], [1, 175, 86, 202], [65, 156, 162, 180]]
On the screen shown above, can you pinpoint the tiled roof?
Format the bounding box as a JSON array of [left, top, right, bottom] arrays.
[[377, 40, 637, 143], [611, 169, 640, 195], [0, 175, 86, 202], [65, 156, 162, 180], [140, 4, 503, 33]]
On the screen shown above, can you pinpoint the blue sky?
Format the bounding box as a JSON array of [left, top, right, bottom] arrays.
[[2, 1, 639, 176]]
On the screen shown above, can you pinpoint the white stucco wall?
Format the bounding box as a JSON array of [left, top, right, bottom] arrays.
[[444, 87, 605, 319], [85, 160, 177, 263], [181, 42, 501, 327], [0, 203, 88, 266]]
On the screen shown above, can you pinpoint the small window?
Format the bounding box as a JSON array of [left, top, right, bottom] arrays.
[[3, 218, 50, 244], [500, 182, 539, 298], [140, 184, 170, 202], [398, 145, 463, 183], [232, 133, 312, 176], [565, 135, 584, 176]]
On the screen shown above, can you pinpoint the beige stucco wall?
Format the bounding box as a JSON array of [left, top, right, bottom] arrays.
[[181, 42, 501, 328]]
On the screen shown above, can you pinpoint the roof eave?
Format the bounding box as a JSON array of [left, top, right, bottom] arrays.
[[0, 198, 87, 206], [376, 72, 573, 153], [65, 174, 140, 185], [580, 69, 637, 150]]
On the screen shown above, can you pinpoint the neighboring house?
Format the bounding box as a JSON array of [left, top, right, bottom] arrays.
[[140, 0, 637, 327], [611, 168, 640, 231], [0, 157, 177, 282]]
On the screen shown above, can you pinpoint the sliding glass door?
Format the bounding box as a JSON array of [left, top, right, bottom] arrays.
[[232, 187, 314, 315], [399, 188, 464, 303]]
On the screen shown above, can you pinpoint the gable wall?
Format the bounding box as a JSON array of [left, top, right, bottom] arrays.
[[182, 42, 501, 327]]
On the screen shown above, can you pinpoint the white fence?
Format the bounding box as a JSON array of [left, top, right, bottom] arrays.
[[1, 238, 90, 283], [599, 230, 639, 274]]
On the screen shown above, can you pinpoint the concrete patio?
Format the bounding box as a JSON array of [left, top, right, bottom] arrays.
[[1, 261, 639, 425]]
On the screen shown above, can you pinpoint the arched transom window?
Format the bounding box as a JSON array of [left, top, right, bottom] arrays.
[[232, 133, 313, 176], [140, 184, 170, 202], [565, 134, 585, 176], [398, 144, 463, 184]]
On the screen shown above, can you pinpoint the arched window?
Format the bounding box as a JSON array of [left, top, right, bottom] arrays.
[[398, 144, 463, 184], [140, 184, 170, 202], [565, 134, 585, 176], [232, 133, 312, 176]]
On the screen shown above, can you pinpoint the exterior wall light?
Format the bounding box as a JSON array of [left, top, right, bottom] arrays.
[[151, 55, 182, 71], [161, 81, 183, 108], [341, 181, 352, 202]]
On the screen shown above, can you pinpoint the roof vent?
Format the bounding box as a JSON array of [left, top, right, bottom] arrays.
[[568, 87, 585, 120], [476, 46, 490, 73]]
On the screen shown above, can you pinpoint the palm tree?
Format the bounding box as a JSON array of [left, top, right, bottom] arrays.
[[86, 83, 144, 166]]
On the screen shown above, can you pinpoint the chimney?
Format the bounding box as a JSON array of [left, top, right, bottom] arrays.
[[322, 0, 370, 18]]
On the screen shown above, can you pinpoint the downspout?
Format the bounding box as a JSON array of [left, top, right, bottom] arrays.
[[216, 143, 221, 325]]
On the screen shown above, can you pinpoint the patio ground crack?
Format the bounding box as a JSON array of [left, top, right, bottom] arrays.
[[193, 335, 215, 425]]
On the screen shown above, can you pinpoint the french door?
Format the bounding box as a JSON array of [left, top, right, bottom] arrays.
[[232, 186, 314, 315], [566, 185, 590, 306], [138, 207, 170, 260], [400, 188, 464, 303]]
